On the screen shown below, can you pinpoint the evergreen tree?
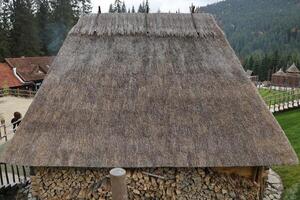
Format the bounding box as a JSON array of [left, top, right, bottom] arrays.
[[138, 1, 148, 13], [121, 1, 126, 13], [0, 0, 11, 61], [50, 0, 76, 27], [36, 0, 51, 55], [79, 0, 92, 15], [141, 1, 145, 12], [138, 4, 143, 13], [131, 6, 135, 13], [48, 0, 76, 54], [10, 0, 41, 56], [109, 4, 114, 13], [145, 0, 149, 13], [114, 0, 122, 13]]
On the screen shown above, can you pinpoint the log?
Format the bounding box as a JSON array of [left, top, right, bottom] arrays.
[[110, 168, 128, 200]]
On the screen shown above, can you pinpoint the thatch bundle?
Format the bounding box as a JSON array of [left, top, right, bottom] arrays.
[[1, 13, 298, 168]]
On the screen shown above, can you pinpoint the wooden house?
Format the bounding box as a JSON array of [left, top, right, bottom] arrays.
[[246, 69, 259, 83], [5, 56, 55, 90], [271, 64, 300, 88], [1, 13, 298, 200], [0, 63, 23, 89]]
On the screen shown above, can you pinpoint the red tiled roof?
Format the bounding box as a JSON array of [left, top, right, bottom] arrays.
[[0, 63, 22, 89], [5, 56, 55, 82]]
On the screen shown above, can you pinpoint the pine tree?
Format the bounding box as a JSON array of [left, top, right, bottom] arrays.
[[109, 4, 114, 13], [10, 0, 41, 56], [131, 6, 135, 13], [79, 0, 92, 15], [141, 1, 145, 12], [121, 1, 126, 13], [114, 0, 122, 13], [50, 0, 75, 30], [145, 0, 149, 13], [0, 0, 11, 61], [36, 0, 51, 55], [48, 0, 76, 54], [138, 4, 143, 13]]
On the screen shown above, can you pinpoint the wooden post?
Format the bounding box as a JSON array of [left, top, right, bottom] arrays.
[[110, 168, 128, 200], [0, 164, 3, 185], [0, 119, 7, 142]]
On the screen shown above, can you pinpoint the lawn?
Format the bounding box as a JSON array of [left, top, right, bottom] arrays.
[[258, 88, 300, 106], [274, 109, 300, 199]]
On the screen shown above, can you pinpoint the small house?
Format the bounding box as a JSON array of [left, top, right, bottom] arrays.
[[0, 63, 23, 90], [5, 56, 55, 90], [271, 64, 300, 88], [1, 13, 298, 200], [246, 69, 259, 83]]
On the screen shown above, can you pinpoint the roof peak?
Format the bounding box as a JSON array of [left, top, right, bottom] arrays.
[[274, 68, 285, 75], [286, 63, 300, 73]]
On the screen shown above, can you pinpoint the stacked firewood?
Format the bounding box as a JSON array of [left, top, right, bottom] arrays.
[[31, 167, 259, 200]]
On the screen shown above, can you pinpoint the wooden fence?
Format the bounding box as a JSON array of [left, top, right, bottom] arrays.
[[265, 91, 300, 113], [0, 89, 36, 98], [0, 120, 29, 188], [0, 122, 8, 142], [0, 163, 29, 186]]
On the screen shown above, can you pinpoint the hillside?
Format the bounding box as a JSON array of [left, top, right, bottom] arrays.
[[202, 0, 300, 57]]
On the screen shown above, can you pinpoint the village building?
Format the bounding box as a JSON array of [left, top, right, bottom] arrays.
[[271, 63, 300, 87], [4, 56, 55, 90], [1, 13, 298, 200], [0, 63, 23, 89], [246, 69, 259, 83]]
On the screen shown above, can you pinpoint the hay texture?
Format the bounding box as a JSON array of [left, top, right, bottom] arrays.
[[1, 13, 298, 167]]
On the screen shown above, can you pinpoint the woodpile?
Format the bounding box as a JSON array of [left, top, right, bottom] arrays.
[[31, 167, 259, 200]]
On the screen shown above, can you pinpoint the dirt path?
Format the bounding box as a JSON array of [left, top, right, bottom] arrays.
[[0, 96, 33, 125], [0, 96, 33, 143]]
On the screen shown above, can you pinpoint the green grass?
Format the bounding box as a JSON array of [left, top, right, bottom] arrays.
[[274, 109, 300, 199], [258, 88, 300, 105]]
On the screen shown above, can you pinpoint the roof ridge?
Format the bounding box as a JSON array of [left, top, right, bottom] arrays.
[[69, 13, 220, 38]]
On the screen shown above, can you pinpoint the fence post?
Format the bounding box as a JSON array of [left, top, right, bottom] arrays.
[[4, 164, 9, 184], [0, 164, 3, 185], [0, 119, 7, 142], [110, 168, 128, 200]]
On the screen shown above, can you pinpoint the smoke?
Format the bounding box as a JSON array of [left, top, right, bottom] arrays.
[[46, 22, 68, 55]]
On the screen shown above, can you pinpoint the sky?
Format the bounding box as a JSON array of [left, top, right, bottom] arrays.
[[91, 0, 221, 13]]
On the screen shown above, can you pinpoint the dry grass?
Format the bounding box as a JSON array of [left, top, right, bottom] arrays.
[[2, 14, 298, 168]]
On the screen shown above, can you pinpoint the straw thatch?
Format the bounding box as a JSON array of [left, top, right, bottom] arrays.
[[286, 63, 300, 74], [273, 68, 285, 76], [1, 13, 298, 168], [246, 70, 253, 77]]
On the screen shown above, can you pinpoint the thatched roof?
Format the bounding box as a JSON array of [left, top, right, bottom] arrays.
[[1, 13, 298, 168], [273, 68, 285, 76], [246, 70, 253, 77], [286, 63, 300, 74]]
